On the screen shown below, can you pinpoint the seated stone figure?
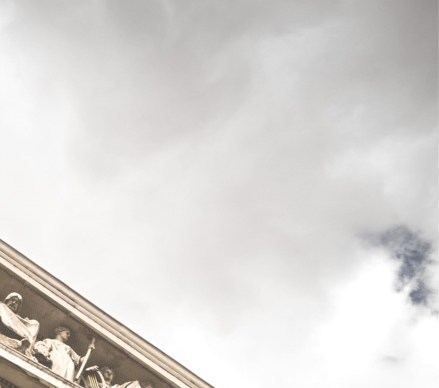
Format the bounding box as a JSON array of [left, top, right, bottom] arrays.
[[86, 366, 154, 388], [34, 326, 94, 381], [0, 292, 40, 358]]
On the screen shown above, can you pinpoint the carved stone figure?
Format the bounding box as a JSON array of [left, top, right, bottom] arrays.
[[0, 292, 40, 358], [34, 326, 94, 381], [87, 366, 154, 388]]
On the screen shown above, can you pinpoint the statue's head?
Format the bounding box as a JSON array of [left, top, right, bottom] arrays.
[[101, 366, 115, 384], [54, 326, 71, 342], [4, 292, 22, 313]]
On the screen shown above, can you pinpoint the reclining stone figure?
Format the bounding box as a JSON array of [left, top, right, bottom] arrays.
[[0, 292, 40, 358]]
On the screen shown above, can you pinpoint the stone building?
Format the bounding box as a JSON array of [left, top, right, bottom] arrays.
[[0, 238, 213, 388]]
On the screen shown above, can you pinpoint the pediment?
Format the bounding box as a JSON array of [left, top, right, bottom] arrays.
[[0, 239, 212, 388]]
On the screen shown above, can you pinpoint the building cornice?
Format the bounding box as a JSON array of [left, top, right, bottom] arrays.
[[0, 239, 213, 388]]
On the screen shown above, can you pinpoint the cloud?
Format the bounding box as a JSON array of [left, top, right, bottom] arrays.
[[372, 225, 436, 307], [382, 356, 400, 364], [409, 280, 432, 306], [0, 1, 437, 388]]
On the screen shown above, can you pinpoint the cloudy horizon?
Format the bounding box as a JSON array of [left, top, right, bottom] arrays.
[[0, 1, 437, 387]]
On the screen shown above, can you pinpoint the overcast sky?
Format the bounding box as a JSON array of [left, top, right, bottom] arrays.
[[0, 1, 437, 387]]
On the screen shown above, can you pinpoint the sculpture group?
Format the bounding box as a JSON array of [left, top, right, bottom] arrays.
[[0, 292, 153, 387]]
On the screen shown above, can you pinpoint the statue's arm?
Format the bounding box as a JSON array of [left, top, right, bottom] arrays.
[[69, 347, 82, 365], [34, 339, 51, 357]]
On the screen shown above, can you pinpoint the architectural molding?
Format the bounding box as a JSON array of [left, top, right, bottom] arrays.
[[0, 239, 213, 388]]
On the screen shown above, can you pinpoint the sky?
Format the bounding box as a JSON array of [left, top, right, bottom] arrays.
[[0, 1, 437, 387]]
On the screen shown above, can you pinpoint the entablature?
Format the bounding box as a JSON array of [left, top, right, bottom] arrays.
[[0, 239, 213, 388]]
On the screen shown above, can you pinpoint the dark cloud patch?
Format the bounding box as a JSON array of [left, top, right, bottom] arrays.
[[374, 225, 435, 307], [379, 226, 431, 285], [409, 279, 431, 306]]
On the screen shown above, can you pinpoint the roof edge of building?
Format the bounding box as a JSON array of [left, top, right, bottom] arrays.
[[0, 238, 214, 388]]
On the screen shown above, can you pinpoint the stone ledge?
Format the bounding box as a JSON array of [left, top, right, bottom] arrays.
[[0, 343, 81, 388]]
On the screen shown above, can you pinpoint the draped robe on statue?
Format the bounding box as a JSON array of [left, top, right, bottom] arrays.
[[34, 338, 82, 381], [0, 302, 40, 357]]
